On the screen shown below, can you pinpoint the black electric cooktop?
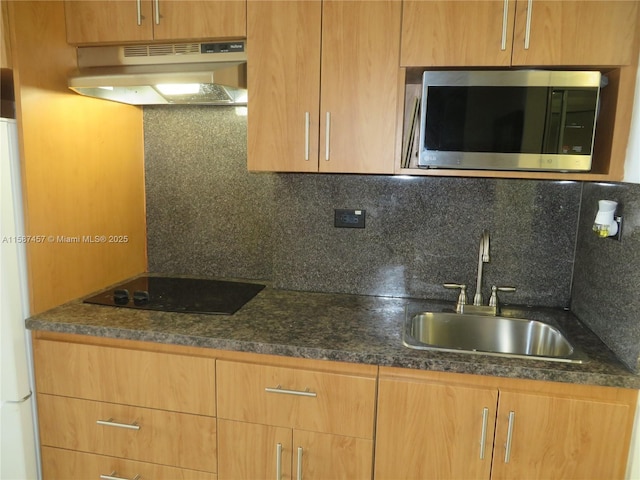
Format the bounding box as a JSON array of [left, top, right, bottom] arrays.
[[83, 276, 265, 315]]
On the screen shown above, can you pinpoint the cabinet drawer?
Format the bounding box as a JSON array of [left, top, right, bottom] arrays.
[[33, 338, 216, 415], [216, 360, 376, 438], [42, 446, 216, 480], [38, 394, 217, 473]]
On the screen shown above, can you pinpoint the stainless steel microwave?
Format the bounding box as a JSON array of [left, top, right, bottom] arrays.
[[417, 70, 602, 172]]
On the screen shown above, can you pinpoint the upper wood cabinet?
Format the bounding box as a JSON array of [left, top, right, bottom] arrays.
[[401, 0, 515, 67], [247, 0, 401, 173], [401, 0, 639, 67], [64, 0, 246, 45], [246, 0, 321, 173]]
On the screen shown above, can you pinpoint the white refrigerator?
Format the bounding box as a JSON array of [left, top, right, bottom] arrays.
[[0, 117, 40, 479]]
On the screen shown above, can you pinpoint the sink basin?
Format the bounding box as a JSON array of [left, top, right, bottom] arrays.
[[403, 311, 587, 363]]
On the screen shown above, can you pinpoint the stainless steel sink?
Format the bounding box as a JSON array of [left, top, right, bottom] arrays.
[[403, 311, 588, 363]]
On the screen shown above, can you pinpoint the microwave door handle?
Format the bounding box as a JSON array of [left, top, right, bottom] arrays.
[[542, 89, 564, 154], [557, 90, 569, 153]]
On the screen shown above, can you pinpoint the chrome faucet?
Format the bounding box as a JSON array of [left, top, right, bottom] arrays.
[[473, 230, 490, 306], [444, 230, 515, 315]]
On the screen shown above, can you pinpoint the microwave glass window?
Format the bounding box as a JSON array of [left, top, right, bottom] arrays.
[[424, 86, 598, 156]]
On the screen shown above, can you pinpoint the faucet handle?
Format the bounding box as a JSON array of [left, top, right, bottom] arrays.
[[443, 283, 467, 312], [488, 286, 516, 308]]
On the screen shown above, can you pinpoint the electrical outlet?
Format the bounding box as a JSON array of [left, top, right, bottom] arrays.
[[334, 209, 365, 228]]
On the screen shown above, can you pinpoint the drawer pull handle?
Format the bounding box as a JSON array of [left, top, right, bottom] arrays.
[[96, 418, 141, 430], [265, 385, 317, 398], [100, 472, 140, 480]]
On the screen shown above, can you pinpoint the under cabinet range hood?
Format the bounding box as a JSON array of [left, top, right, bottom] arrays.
[[68, 41, 247, 105]]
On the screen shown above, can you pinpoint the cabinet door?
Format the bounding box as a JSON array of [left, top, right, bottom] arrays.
[[401, 0, 515, 67], [294, 430, 373, 480], [319, 0, 400, 174], [247, 0, 321, 172], [218, 419, 292, 480], [153, 1, 246, 41], [491, 390, 632, 480], [374, 378, 498, 480], [64, 0, 154, 44], [512, 0, 640, 66]]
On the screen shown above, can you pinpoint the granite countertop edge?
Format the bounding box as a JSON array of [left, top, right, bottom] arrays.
[[25, 284, 640, 390]]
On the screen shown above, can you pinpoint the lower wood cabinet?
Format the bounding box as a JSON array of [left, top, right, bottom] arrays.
[[41, 446, 216, 480], [216, 359, 377, 479], [375, 368, 638, 480], [32, 332, 638, 480], [33, 333, 218, 479], [490, 390, 632, 479], [218, 419, 373, 480], [375, 380, 498, 479], [38, 394, 217, 473]]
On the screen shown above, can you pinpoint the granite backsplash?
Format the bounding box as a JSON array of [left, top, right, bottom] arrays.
[[572, 182, 640, 372], [144, 106, 640, 371]]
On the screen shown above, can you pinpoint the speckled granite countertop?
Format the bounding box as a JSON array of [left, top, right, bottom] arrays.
[[26, 280, 640, 389]]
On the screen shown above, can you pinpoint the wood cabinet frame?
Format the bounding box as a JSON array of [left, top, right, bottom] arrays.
[[394, 64, 640, 181], [32, 332, 638, 480], [395, 1, 640, 181], [63, 0, 246, 45]]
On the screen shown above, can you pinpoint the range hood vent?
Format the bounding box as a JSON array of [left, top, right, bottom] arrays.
[[123, 43, 202, 58], [68, 41, 247, 106]]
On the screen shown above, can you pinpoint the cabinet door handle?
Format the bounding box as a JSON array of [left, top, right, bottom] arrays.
[[524, 0, 533, 50], [276, 443, 283, 480], [304, 112, 310, 161], [325, 112, 331, 161], [296, 446, 303, 480], [100, 472, 140, 480], [504, 411, 515, 463], [479, 407, 489, 459], [136, 0, 142, 25], [154, 0, 160, 25], [265, 385, 317, 398], [96, 418, 140, 430], [500, 0, 509, 50]]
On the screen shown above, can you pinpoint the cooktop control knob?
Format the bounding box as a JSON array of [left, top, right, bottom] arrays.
[[133, 290, 150, 306], [113, 289, 129, 305]]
